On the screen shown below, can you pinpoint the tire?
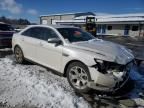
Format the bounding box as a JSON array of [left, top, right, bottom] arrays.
[[66, 62, 91, 93], [14, 46, 25, 64]]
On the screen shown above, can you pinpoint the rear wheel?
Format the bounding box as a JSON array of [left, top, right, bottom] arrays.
[[66, 62, 91, 93], [14, 46, 25, 64]]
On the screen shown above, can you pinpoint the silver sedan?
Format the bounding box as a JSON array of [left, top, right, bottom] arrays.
[[12, 25, 134, 93]]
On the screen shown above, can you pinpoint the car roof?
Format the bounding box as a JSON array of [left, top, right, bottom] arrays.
[[28, 24, 79, 29]]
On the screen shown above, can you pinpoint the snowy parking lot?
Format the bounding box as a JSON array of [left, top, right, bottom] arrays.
[[0, 49, 144, 108]]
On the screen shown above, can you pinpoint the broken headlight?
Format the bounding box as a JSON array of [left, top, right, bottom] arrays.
[[93, 58, 107, 74], [93, 58, 126, 74]]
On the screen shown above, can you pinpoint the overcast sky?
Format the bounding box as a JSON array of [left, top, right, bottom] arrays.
[[0, 0, 144, 23]]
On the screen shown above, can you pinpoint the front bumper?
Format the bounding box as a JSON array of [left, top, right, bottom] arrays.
[[87, 72, 129, 92], [87, 61, 132, 92]]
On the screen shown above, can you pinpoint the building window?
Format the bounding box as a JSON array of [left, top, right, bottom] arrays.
[[132, 26, 139, 31], [107, 25, 112, 30], [42, 20, 48, 25], [97, 25, 101, 33]]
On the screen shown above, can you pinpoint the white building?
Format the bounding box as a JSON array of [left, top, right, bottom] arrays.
[[40, 12, 144, 37]]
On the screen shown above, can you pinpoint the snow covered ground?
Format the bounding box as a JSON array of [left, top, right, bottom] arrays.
[[0, 54, 144, 108], [0, 55, 91, 108]]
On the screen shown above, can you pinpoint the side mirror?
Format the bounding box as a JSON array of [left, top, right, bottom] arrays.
[[47, 38, 62, 45]]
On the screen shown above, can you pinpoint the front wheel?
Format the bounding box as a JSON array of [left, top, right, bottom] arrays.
[[66, 62, 91, 93]]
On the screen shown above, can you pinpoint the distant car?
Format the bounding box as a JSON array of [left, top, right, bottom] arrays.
[[0, 22, 14, 49], [12, 25, 134, 93], [14, 28, 22, 33]]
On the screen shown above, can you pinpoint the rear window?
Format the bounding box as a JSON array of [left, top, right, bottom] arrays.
[[0, 24, 14, 31]]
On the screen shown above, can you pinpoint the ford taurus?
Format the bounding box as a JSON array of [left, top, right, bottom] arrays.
[[12, 25, 134, 93]]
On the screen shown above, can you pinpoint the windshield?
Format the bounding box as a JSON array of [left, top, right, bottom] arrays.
[[57, 28, 95, 43]]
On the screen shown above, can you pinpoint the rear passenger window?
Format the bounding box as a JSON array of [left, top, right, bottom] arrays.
[[21, 27, 58, 41], [21, 28, 32, 37], [22, 27, 44, 39], [30, 28, 43, 39]]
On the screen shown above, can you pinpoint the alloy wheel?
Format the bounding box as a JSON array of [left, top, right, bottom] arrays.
[[15, 47, 23, 63], [69, 66, 89, 89]]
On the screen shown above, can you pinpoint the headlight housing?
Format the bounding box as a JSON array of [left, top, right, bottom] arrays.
[[93, 58, 126, 74], [93, 58, 107, 74]]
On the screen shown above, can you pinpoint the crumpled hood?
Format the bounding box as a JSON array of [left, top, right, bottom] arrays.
[[69, 39, 134, 64]]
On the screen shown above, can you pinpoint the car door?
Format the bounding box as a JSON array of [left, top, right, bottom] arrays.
[[36, 27, 63, 72], [20, 27, 40, 61]]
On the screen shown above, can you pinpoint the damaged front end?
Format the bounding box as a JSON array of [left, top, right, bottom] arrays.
[[88, 58, 134, 92]]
